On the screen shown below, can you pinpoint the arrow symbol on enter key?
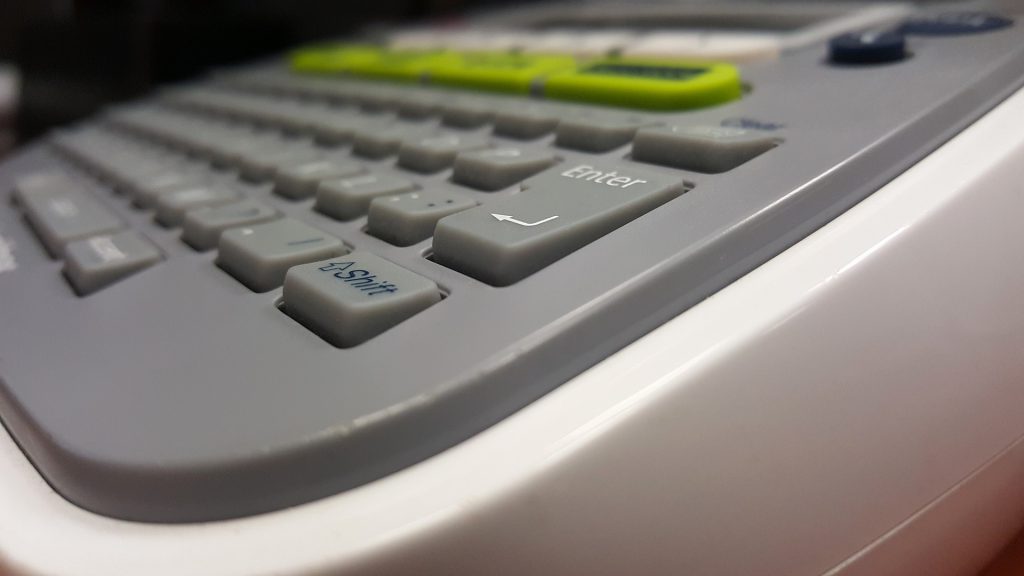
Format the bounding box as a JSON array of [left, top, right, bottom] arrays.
[[491, 213, 559, 227]]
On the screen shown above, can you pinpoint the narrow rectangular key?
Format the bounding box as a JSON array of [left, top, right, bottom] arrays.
[[368, 189, 478, 246], [493, 105, 562, 139], [315, 173, 416, 221], [440, 98, 498, 129], [452, 147, 558, 191], [397, 133, 490, 173], [182, 199, 279, 250], [632, 125, 779, 173], [307, 112, 388, 145], [274, 158, 364, 200], [217, 218, 347, 291], [12, 172, 76, 206], [238, 145, 320, 181], [284, 252, 441, 347], [154, 185, 241, 227], [555, 114, 657, 152], [63, 230, 162, 295], [125, 170, 206, 209], [433, 162, 683, 285], [352, 124, 433, 159], [19, 182, 124, 257]]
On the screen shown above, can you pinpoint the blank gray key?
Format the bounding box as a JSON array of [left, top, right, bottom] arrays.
[[154, 185, 241, 227], [12, 171, 77, 206], [352, 123, 433, 159], [433, 162, 683, 285], [315, 173, 416, 221], [217, 218, 348, 292], [441, 99, 498, 129], [125, 170, 206, 209], [368, 189, 478, 246], [397, 133, 490, 174], [181, 199, 279, 250], [63, 230, 162, 295], [238, 144, 320, 181], [493, 105, 561, 139], [284, 252, 441, 347], [274, 158, 364, 200], [20, 183, 124, 257], [307, 112, 388, 145], [452, 147, 559, 191], [632, 125, 779, 173], [555, 115, 657, 152]]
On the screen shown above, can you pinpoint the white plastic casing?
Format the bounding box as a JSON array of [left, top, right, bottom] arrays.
[[2, 83, 1024, 576]]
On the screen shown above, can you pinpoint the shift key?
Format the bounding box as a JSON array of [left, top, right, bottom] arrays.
[[432, 162, 683, 285]]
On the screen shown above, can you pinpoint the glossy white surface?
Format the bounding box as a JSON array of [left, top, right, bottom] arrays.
[[2, 81, 1024, 576]]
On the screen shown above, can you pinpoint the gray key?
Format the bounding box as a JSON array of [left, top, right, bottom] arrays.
[[433, 162, 683, 285], [352, 124, 433, 159], [397, 133, 490, 174], [632, 125, 779, 173], [154, 185, 241, 227], [368, 189, 478, 246], [20, 183, 124, 257], [274, 158, 365, 200], [63, 230, 162, 295], [181, 199, 279, 250], [307, 112, 388, 146], [238, 144, 321, 181], [284, 252, 441, 347], [217, 218, 348, 292], [12, 172, 76, 206], [441, 99, 497, 129], [555, 115, 657, 152], [452, 147, 559, 191], [203, 133, 277, 167], [393, 93, 445, 120], [315, 173, 417, 221], [493, 105, 561, 139], [125, 170, 206, 209]]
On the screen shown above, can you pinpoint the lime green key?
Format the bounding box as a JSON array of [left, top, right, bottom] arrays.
[[290, 44, 384, 74], [345, 50, 462, 81], [542, 58, 742, 111], [429, 52, 577, 94]]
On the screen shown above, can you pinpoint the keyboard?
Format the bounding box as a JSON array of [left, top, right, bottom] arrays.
[[3, 2, 1024, 574]]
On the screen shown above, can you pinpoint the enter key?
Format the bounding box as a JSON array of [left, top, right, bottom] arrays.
[[432, 162, 684, 286]]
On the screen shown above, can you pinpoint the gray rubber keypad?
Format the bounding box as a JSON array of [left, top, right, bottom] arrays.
[[433, 162, 683, 285], [4, 21, 1024, 523], [283, 252, 441, 347]]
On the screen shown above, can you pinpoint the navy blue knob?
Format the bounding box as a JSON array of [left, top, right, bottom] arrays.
[[902, 12, 1013, 36], [829, 30, 907, 65]]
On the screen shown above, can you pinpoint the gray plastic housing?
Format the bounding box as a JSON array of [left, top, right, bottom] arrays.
[[1, 6, 1024, 523]]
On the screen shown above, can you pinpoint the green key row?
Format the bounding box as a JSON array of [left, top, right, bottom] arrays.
[[288, 44, 742, 111]]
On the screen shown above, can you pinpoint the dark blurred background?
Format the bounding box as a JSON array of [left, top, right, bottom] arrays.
[[0, 0, 518, 151]]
